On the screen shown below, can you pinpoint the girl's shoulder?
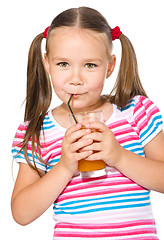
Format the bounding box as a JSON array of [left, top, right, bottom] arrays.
[[112, 94, 163, 130], [123, 95, 163, 146], [12, 113, 54, 143], [120, 95, 160, 116]]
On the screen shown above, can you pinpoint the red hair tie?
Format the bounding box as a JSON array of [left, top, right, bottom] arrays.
[[43, 26, 122, 40], [112, 26, 122, 40], [43, 26, 49, 38]]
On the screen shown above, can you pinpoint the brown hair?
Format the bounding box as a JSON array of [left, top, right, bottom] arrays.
[[20, 7, 147, 175]]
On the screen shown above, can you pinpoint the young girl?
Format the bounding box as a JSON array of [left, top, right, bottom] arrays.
[[11, 7, 164, 239]]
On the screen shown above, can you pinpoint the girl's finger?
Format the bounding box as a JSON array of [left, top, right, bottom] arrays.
[[85, 151, 102, 161], [71, 138, 93, 152], [80, 131, 103, 142], [79, 142, 101, 152], [69, 128, 91, 143], [75, 150, 93, 161], [85, 121, 107, 132], [65, 123, 82, 136]]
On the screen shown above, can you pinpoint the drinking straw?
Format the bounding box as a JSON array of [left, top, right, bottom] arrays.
[[67, 94, 78, 124]]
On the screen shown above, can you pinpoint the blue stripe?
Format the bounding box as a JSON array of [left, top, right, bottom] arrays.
[[130, 147, 144, 153], [140, 116, 162, 140], [43, 120, 53, 125], [12, 149, 46, 167], [48, 158, 60, 165], [59, 192, 149, 207], [141, 121, 163, 144], [44, 115, 50, 120], [54, 202, 150, 215], [120, 99, 135, 112], [54, 196, 150, 211], [41, 124, 54, 130], [122, 142, 144, 155], [136, 152, 145, 156], [47, 159, 60, 171], [121, 103, 135, 112], [123, 142, 142, 149]]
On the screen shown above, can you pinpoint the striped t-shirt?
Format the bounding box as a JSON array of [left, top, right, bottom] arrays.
[[12, 95, 163, 239]]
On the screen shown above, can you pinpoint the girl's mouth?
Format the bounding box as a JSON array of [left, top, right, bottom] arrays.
[[73, 94, 80, 98], [69, 93, 84, 98]]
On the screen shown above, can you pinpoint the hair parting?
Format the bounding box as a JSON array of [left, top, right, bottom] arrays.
[[19, 7, 147, 175]]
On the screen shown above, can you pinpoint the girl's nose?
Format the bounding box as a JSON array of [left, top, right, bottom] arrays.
[[69, 69, 83, 85]]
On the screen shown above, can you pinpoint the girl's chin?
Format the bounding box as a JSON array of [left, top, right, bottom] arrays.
[[71, 105, 99, 113]]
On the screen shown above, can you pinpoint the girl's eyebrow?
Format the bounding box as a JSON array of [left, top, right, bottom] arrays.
[[84, 58, 103, 63], [52, 57, 103, 63], [52, 57, 69, 62]]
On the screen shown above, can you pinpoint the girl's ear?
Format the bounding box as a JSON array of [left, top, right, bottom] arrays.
[[44, 53, 50, 74], [106, 55, 116, 78]]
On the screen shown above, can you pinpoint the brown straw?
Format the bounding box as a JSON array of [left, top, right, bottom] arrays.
[[67, 94, 78, 124]]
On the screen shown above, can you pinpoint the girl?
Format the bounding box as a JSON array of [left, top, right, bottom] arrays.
[[11, 7, 164, 239]]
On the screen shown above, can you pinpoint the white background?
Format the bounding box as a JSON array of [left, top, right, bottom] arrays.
[[1, 0, 164, 239]]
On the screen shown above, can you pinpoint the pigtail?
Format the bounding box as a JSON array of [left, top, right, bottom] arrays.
[[110, 34, 148, 109], [21, 33, 52, 176]]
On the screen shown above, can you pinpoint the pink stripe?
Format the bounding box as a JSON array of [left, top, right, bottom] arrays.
[[109, 120, 129, 130], [50, 151, 61, 158], [61, 178, 136, 195], [12, 140, 23, 147], [67, 173, 124, 186], [17, 123, 28, 131], [134, 102, 141, 115], [117, 135, 140, 144], [56, 185, 145, 203], [135, 108, 146, 124], [43, 151, 61, 163], [143, 98, 153, 110], [114, 127, 135, 137], [42, 143, 62, 157], [122, 238, 158, 240], [14, 132, 25, 139], [136, 108, 158, 133], [138, 118, 148, 133], [41, 136, 63, 148], [55, 219, 155, 229], [147, 108, 159, 119], [54, 228, 156, 237]]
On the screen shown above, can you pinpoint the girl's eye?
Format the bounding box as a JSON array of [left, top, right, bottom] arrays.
[[85, 63, 97, 69], [57, 62, 69, 68]]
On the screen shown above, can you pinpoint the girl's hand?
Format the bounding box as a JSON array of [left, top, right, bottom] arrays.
[[59, 123, 93, 176], [80, 121, 124, 167]]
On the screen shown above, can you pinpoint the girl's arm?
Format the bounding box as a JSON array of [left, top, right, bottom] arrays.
[[116, 130, 164, 193], [11, 162, 73, 225], [11, 123, 93, 225]]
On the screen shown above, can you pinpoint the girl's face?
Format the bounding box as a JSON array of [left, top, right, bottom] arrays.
[[44, 27, 115, 112]]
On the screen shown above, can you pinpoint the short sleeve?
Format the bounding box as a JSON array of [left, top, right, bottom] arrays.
[[133, 96, 163, 147], [11, 122, 47, 171]]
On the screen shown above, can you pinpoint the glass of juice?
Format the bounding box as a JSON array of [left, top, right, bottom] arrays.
[[69, 110, 106, 178]]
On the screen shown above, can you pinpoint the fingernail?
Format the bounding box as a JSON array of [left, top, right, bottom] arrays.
[[85, 124, 90, 128], [86, 129, 91, 133]]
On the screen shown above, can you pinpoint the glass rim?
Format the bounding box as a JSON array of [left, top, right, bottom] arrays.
[[68, 110, 102, 117]]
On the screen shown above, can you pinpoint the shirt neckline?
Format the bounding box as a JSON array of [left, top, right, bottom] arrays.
[[48, 104, 117, 131]]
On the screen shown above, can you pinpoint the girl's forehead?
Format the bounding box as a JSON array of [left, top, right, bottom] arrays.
[[49, 26, 105, 40], [47, 27, 112, 56]]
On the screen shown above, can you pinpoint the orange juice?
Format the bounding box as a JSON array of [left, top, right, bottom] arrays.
[[78, 127, 106, 172], [78, 159, 106, 172]]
